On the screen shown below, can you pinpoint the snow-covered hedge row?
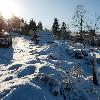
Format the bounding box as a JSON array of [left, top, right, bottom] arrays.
[[34, 66, 96, 100]]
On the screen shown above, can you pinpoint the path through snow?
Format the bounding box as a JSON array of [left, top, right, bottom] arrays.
[[0, 31, 100, 100]]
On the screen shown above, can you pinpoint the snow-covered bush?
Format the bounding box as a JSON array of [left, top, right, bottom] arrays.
[[39, 74, 50, 82], [48, 78, 58, 87], [36, 73, 50, 81], [70, 66, 83, 78], [35, 73, 61, 96], [35, 67, 98, 100], [51, 85, 61, 96], [35, 73, 58, 87], [73, 49, 84, 59], [81, 49, 90, 57]]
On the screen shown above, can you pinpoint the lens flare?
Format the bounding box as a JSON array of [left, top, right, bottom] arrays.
[[0, 0, 20, 19]]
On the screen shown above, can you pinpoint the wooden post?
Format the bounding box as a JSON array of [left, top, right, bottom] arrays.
[[92, 53, 98, 85]]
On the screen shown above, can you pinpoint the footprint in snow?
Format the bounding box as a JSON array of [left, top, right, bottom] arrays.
[[17, 65, 36, 78], [3, 76, 13, 82], [8, 64, 22, 70]]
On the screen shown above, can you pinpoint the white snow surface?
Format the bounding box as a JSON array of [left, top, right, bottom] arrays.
[[0, 30, 100, 100]]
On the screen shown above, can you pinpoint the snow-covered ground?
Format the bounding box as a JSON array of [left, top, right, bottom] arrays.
[[0, 30, 100, 100]]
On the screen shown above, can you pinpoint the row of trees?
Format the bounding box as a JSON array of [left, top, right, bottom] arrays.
[[0, 13, 43, 35], [21, 18, 43, 35], [51, 5, 100, 86], [0, 5, 100, 45], [52, 18, 71, 40], [52, 5, 100, 46]]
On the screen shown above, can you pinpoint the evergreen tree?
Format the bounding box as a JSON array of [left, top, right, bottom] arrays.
[[29, 19, 33, 30], [29, 19, 37, 33], [61, 22, 66, 32], [23, 22, 29, 35], [37, 21, 43, 30], [32, 21, 37, 33], [52, 18, 60, 33], [60, 22, 67, 39], [60, 22, 70, 39]]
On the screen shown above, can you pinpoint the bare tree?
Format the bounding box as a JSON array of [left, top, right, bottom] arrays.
[[94, 15, 100, 33], [72, 5, 87, 43]]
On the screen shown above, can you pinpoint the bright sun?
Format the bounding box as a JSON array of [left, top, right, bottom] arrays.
[[0, 0, 20, 19]]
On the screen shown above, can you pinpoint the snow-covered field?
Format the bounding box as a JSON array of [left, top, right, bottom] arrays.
[[0, 31, 100, 100]]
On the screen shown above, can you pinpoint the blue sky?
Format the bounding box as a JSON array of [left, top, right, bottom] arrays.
[[16, 0, 100, 29]]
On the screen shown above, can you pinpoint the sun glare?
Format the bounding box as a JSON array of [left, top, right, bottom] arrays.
[[0, 0, 20, 19]]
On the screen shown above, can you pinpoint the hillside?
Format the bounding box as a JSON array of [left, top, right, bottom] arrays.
[[0, 31, 100, 100]]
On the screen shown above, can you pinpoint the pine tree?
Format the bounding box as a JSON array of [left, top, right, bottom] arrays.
[[37, 21, 43, 30], [29, 19, 37, 33], [33, 21, 37, 33], [24, 22, 29, 35], [52, 18, 60, 34], [60, 22, 70, 39], [61, 22, 66, 32], [29, 19, 33, 30], [60, 22, 67, 39]]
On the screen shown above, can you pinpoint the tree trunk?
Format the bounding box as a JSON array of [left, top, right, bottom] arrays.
[[80, 17, 83, 43]]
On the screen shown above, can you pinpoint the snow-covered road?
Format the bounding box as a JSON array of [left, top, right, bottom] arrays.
[[0, 31, 54, 70]]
